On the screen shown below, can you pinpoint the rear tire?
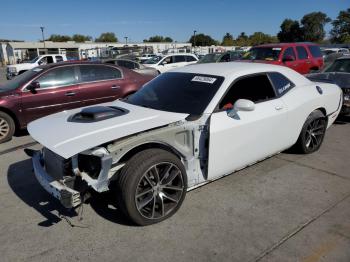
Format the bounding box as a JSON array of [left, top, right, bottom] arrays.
[[115, 149, 187, 226], [294, 110, 327, 154], [0, 112, 15, 144]]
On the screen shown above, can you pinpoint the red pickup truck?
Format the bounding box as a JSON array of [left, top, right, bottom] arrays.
[[242, 43, 324, 74]]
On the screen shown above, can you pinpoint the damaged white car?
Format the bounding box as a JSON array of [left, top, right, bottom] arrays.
[[26, 62, 342, 225]]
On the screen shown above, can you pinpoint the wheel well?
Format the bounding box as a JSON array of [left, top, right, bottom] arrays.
[[117, 142, 183, 164], [316, 107, 327, 117], [0, 107, 20, 131]]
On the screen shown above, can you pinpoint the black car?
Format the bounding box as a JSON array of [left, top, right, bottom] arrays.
[[307, 56, 350, 115]]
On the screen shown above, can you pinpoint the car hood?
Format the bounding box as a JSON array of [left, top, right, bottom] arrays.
[[306, 72, 350, 89], [28, 100, 189, 159]]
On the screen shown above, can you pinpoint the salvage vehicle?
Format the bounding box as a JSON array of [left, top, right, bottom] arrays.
[[144, 54, 198, 74], [103, 59, 159, 77], [241, 43, 324, 74], [307, 56, 350, 115], [198, 51, 242, 64], [27, 62, 342, 225], [0, 62, 153, 143], [6, 54, 67, 80]]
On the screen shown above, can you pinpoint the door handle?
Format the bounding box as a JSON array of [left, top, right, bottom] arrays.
[[275, 105, 284, 110], [306, 61, 311, 64], [111, 85, 120, 89], [65, 91, 76, 97]]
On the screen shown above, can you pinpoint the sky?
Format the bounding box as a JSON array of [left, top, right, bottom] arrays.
[[0, 0, 348, 42]]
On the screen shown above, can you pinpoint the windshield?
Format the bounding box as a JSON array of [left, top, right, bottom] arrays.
[[242, 47, 281, 61], [30, 56, 40, 63], [324, 59, 350, 73], [125, 72, 224, 115], [0, 69, 40, 91], [198, 53, 222, 63], [143, 56, 162, 64]]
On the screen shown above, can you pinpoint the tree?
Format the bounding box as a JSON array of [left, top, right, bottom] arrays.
[[47, 34, 72, 42], [221, 33, 234, 46], [277, 19, 303, 42], [188, 33, 217, 46], [330, 8, 350, 43], [249, 32, 278, 45], [72, 34, 92, 42], [95, 32, 118, 42], [300, 12, 331, 42], [234, 32, 250, 46], [143, 35, 173, 42], [164, 37, 173, 42]]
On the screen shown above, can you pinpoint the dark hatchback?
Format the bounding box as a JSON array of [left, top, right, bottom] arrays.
[[307, 56, 350, 115], [0, 62, 154, 143]]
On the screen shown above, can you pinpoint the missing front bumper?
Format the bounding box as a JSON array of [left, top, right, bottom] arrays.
[[31, 151, 82, 208]]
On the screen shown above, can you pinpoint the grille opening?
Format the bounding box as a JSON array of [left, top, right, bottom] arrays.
[[78, 154, 102, 179]]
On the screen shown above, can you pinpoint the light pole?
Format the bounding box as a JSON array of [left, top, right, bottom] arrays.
[[40, 27, 45, 49], [124, 36, 128, 46], [193, 30, 197, 52]]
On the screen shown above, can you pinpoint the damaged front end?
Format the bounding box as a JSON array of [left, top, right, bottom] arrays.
[[26, 146, 116, 209]]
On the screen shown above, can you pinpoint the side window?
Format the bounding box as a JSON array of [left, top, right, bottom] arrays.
[[219, 53, 231, 62], [308, 46, 322, 58], [36, 66, 76, 88], [186, 56, 197, 62], [174, 56, 186, 63], [283, 47, 296, 60], [55, 56, 63, 62], [268, 72, 295, 96], [296, 46, 308, 59], [163, 56, 173, 64], [219, 74, 276, 109], [79, 65, 122, 82], [47, 56, 54, 64]]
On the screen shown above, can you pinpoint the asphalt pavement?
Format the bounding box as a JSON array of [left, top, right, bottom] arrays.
[[0, 66, 349, 261]]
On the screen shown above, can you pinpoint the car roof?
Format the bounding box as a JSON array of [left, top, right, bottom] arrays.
[[255, 42, 317, 48], [36, 61, 102, 70], [336, 55, 350, 60], [164, 53, 196, 57], [170, 61, 291, 77]]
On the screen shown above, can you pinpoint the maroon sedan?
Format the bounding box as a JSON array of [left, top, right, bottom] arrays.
[[0, 62, 154, 143]]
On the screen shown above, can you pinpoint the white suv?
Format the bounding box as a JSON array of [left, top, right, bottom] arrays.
[[143, 54, 198, 73]]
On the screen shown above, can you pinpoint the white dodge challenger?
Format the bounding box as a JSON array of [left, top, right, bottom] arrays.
[[26, 62, 342, 225]]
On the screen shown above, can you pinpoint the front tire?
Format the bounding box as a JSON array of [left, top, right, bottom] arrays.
[[0, 112, 15, 144], [116, 149, 187, 226], [294, 110, 327, 154]]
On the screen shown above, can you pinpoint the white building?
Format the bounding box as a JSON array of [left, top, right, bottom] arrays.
[[0, 41, 192, 65]]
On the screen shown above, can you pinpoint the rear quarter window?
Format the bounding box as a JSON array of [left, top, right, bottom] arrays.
[[308, 45, 322, 58], [268, 72, 295, 96]]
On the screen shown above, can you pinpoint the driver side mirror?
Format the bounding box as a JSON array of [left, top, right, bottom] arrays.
[[27, 81, 40, 93], [282, 55, 295, 62], [234, 99, 255, 111], [227, 99, 255, 118], [161, 61, 168, 65]]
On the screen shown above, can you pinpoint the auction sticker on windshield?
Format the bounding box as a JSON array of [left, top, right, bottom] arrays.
[[191, 76, 217, 84]]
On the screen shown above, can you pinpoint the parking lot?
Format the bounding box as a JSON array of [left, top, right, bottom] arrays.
[[0, 67, 349, 262]]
